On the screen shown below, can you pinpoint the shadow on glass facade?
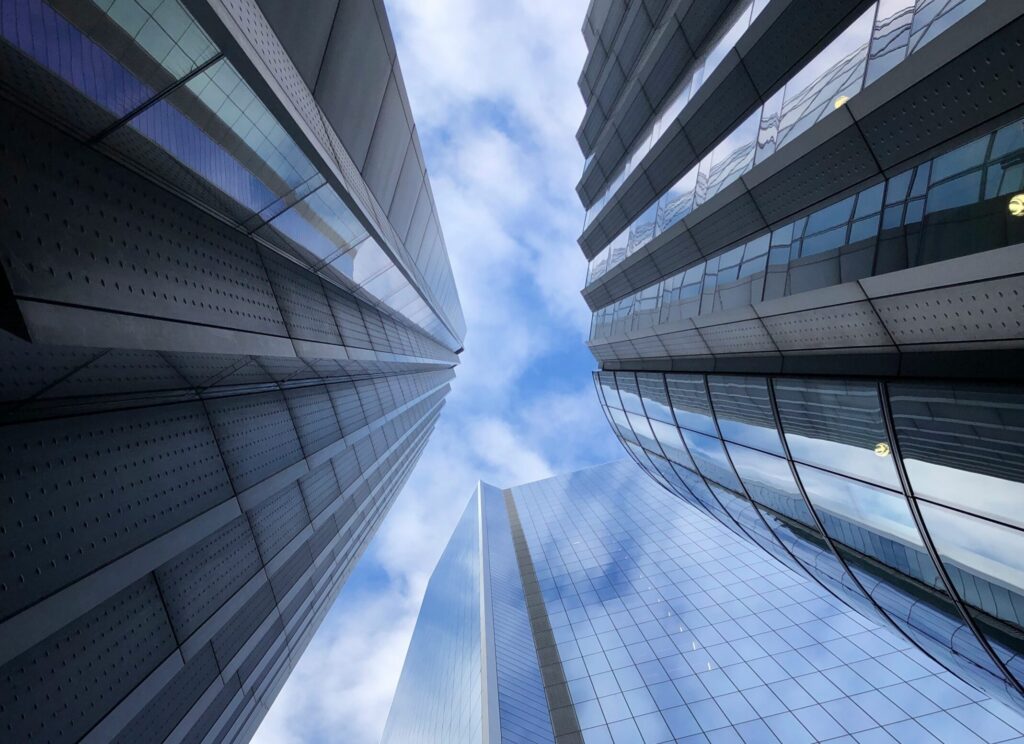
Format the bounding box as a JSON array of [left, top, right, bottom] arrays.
[[597, 371, 1024, 712]]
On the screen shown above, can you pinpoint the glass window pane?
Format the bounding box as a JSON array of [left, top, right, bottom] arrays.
[[666, 375, 717, 435], [726, 442, 814, 526], [708, 376, 783, 454], [774, 379, 901, 490], [679, 429, 743, 492], [636, 373, 673, 423], [889, 383, 1024, 530], [798, 465, 936, 585], [919, 502, 1024, 628], [615, 373, 645, 415]]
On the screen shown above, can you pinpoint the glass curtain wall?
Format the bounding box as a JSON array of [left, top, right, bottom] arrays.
[[596, 371, 1024, 711]]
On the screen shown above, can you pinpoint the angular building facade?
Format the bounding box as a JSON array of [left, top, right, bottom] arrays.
[[0, 1, 463, 742], [383, 461, 1024, 743], [576, 0, 1024, 712]]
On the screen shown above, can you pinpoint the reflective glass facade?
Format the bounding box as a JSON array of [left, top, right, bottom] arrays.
[[387, 461, 1024, 742], [597, 371, 1024, 713], [382, 496, 484, 744]]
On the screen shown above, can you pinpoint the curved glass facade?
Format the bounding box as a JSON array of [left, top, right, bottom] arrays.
[[596, 370, 1024, 711]]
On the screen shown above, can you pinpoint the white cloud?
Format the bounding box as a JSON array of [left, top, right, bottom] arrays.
[[252, 1, 622, 742]]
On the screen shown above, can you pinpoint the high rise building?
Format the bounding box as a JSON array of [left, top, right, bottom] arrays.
[[576, 0, 1024, 712], [383, 461, 1024, 743], [0, 1, 463, 742]]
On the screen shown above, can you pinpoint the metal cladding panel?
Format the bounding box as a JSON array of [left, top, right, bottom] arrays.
[[743, 0, 875, 96], [0, 402, 233, 621], [180, 676, 240, 744], [112, 645, 219, 744], [211, 583, 278, 670], [683, 55, 759, 155], [389, 148, 425, 239], [261, 250, 344, 345], [313, 0, 392, 169], [0, 577, 177, 744], [284, 384, 342, 455], [248, 483, 310, 562], [254, 0, 339, 88], [748, 122, 878, 225], [327, 381, 368, 433], [760, 301, 894, 351], [858, 16, 1024, 171], [363, 75, 412, 210], [205, 390, 304, 492], [300, 460, 343, 518], [0, 102, 287, 338], [155, 516, 262, 640]]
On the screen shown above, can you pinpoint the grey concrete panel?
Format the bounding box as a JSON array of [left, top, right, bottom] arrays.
[[255, 0, 339, 89], [314, 0, 392, 169]]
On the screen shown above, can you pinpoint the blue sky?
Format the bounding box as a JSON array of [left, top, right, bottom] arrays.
[[253, 1, 621, 741]]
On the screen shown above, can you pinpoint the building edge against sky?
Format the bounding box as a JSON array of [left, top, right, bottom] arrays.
[[383, 461, 1024, 743], [0, 1, 463, 743], [575, 0, 1024, 713]]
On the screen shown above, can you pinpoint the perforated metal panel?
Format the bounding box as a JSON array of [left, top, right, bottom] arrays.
[[269, 544, 312, 601], [327, 381, 368, 433], [247, 483, 310, 562], [873, 275, 1024, 346], [858, 17, 1024, 170], [284, 384, 341, 455], [260, 250, 343, 345], [299, 460, 342, 518], [211, 584, 278, 670], [0, 577, 176, 743], [155, 517, 262, 640], [761, 302, 894, 350], [0, 101, 287, 337], [0, 402, 232, 620], [112, 644, 219, 744], [180, 676, 240, 744], [205, 390, 303, 492]]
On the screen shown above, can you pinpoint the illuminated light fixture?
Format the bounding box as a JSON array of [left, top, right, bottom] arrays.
[[874, 442, 891, 457], [834, 95, 850, 109], [1009, 193, 1024, 217]]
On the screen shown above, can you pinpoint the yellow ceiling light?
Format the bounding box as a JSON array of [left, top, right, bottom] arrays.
[[834, 95, 850, 109], [1009, 193, 1024, 217], [874, 442, 891, 457]]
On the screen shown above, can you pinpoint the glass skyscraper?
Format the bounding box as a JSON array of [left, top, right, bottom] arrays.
[[0, 1, 462, 742], [576, 0, 1024, 712], [384, 461, 1024, 743]]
